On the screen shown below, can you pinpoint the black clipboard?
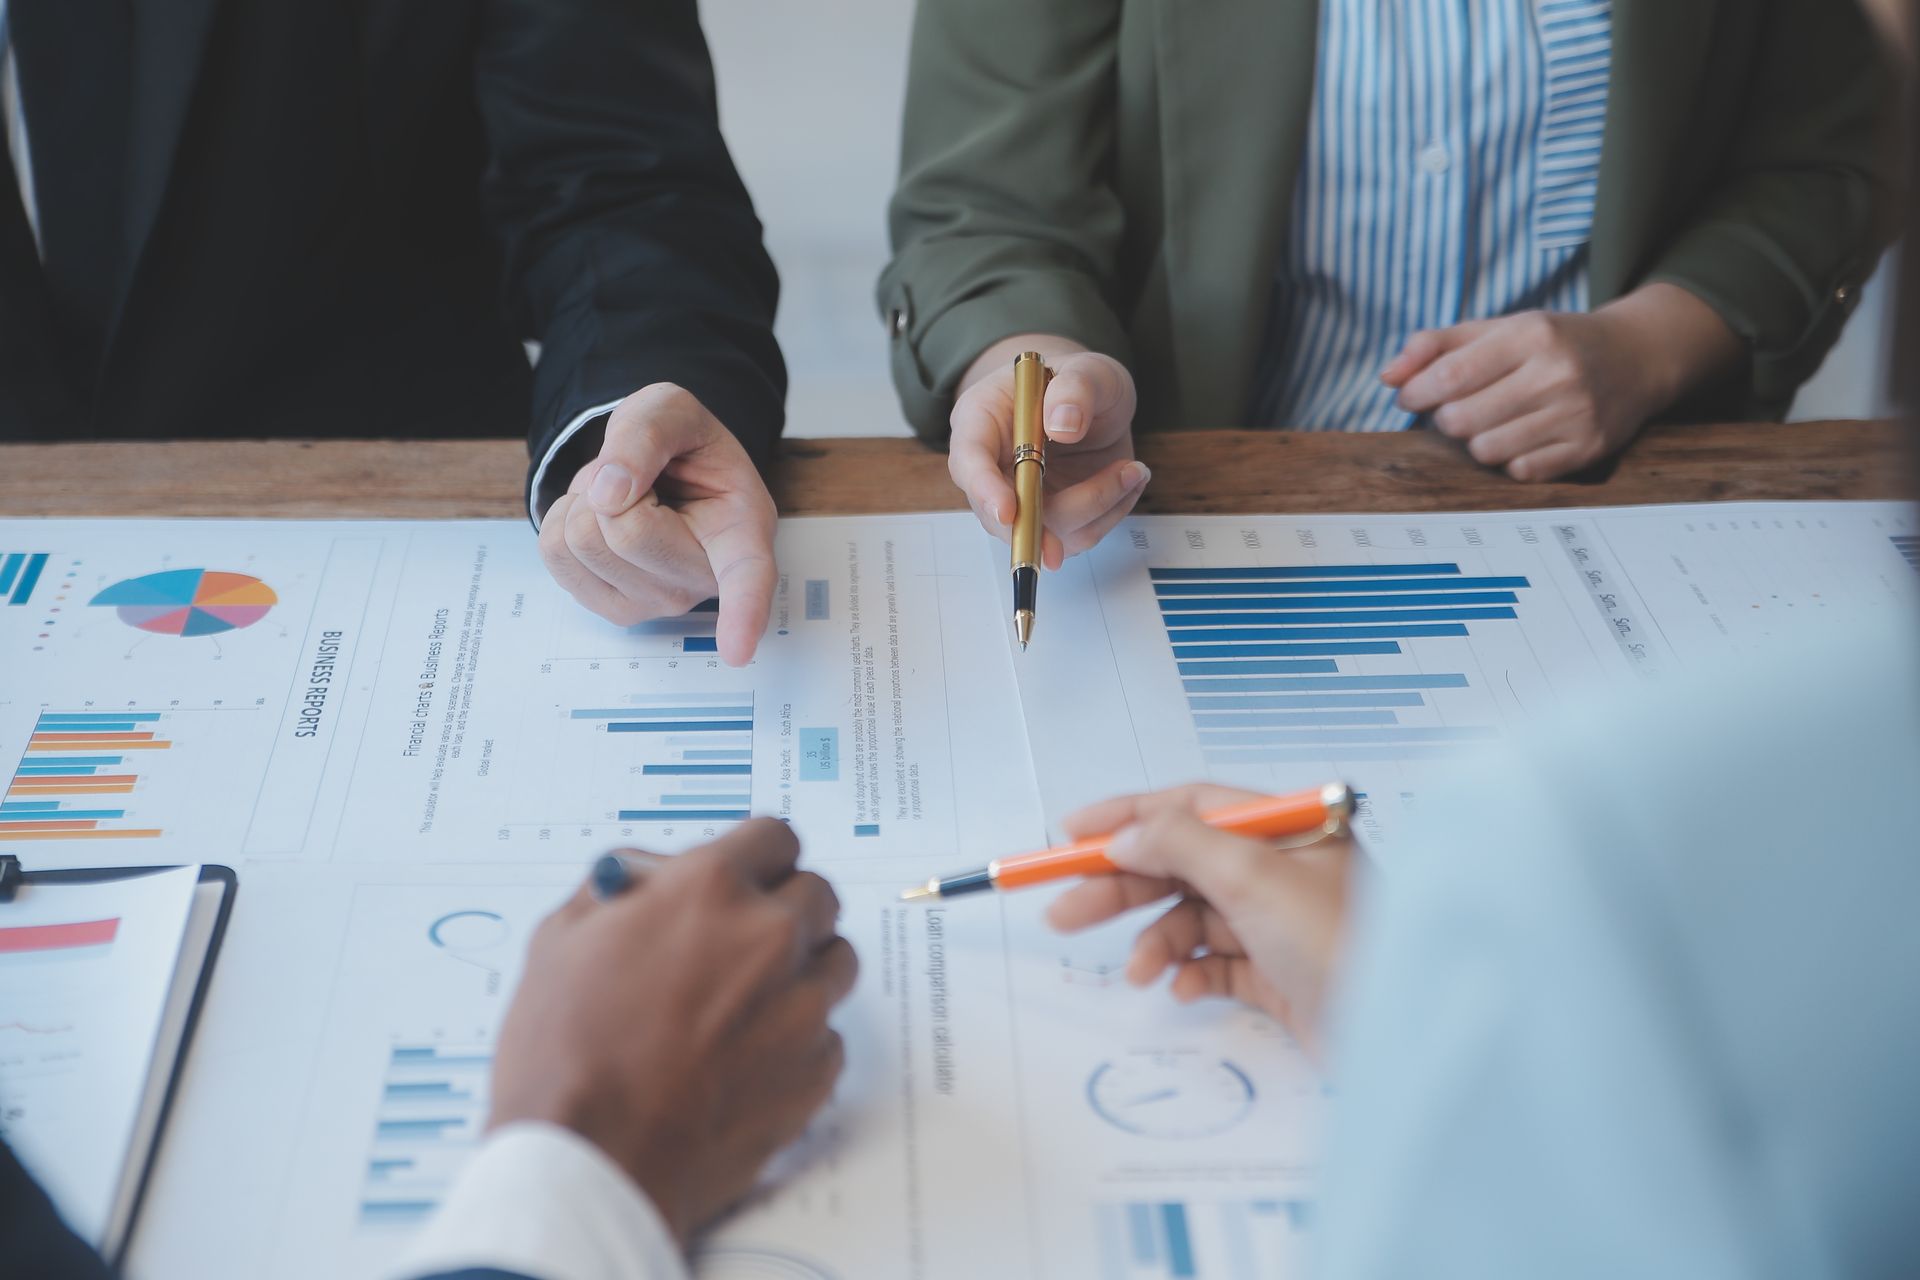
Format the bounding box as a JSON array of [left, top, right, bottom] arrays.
[[4, 862, 237, 1266]]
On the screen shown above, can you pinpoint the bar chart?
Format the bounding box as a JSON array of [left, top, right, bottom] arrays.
[[0, 552, 49, 606], [564, 692, 754, 824], [1154, 562, 1524, 768], [359, 1040, 493, 1226], [1097, 1199, 1312, 1279], [1895, 535, 1919, 574], [1, 711, 169, 842], [627, 596, 722, 654]]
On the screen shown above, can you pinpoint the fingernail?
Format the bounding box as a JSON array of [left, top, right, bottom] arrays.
[[1125, 462, 1151, 490], [587, 463, 632, 512], [1047, 404, 1084, 436], [1107, 824, 1142, 864]]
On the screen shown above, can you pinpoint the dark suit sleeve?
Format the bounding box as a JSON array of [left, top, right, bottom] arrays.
[[472, 0, 786, 516], [0, 1140, 113, 1280], [1642, 0, 1903, 418]]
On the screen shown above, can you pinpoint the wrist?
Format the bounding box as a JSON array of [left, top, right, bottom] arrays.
[[1596, 283, 1743, 419]]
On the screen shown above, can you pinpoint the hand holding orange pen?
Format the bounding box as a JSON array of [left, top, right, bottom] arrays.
[[899, 782, 1354, 902]]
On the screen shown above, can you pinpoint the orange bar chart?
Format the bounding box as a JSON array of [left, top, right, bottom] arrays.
[[1, 712, 169, 842]]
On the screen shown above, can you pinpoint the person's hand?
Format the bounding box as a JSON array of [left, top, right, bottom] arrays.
[[539, 384, 777, 666], [1046, 784, 1354, 1061], [488, 820, 856, 1248], [948, 335, 1150, 568], [1380, 283, 1741, 483]]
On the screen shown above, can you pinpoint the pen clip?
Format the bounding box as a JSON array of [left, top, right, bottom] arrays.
[[1265, 815, 1351, 851]]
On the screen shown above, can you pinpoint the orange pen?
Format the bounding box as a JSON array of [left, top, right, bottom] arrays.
[[899, 782, 1354, 902]]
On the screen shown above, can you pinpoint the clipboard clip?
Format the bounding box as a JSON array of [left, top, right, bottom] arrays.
[[0, 854, 22, 903]]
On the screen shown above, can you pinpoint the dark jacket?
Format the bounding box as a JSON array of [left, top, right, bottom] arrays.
[[0, 0, 784, 511]]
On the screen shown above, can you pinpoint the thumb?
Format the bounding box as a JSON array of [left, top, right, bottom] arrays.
[[1104, 810, 1272, 919], [585, 386, 716, 516], [1042, 353, 1135, 446]]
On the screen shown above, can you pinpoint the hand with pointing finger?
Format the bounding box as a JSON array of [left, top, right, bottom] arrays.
[[948, 334, 1151, 567], [538, 384, 778, 666], [1046, 784, 1355, 1062]]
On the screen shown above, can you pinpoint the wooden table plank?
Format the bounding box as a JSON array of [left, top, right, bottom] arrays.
[[0, 420, 1907, 520]]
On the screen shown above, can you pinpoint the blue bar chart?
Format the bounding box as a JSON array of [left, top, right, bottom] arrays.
[[1155, 563, 1523, 768], [0, 552, 49, 606], [1097, 1199, 1312, 1279], [567, 693, 754, 823], [626, 597, 721, 654], [1895, 535, 1919, 574], [359, 1041, 493, 1226]]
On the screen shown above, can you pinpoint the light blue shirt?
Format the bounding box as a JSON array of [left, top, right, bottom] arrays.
[[1257, 0, 1613, 431], [1316, 609, 1920, 1277]]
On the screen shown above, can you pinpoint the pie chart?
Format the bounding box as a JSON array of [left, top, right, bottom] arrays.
[[90, 569, 278, 637]]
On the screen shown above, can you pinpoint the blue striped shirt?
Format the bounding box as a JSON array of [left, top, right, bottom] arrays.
[[1254, 0, 1614, 432]]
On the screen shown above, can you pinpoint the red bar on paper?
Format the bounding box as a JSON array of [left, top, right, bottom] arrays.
[[0, 917, 122, 954]]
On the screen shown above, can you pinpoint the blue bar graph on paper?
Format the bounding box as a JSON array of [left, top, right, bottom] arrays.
[[1187, 693, 1426, 710], [0, 809, 125, 821], [1167, 608, 1516, 628], [1177, 659, 1348, 676], [1171, 624, 1471, 645], [564, 694, 755, 829], [36, 712, 162, 724], [1155, 576, 1530, 596], [3, 553, 48, 605], [1153, 558, 1531, 769], [1194, 711, 1399, 728], [362, 1040, 493, 1226], [1183, 674, 1468, 693], [1160, 1204, 1197, 1278], [1152, 563, 1460, 580], [1895, 535, 1920, 573], [683, 636, 719, 652], [1167, 598, 1512, 621], [619, 809, 751, 821]]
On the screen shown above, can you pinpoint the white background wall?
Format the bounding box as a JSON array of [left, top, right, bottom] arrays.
[[700, 1, 1896, 439]]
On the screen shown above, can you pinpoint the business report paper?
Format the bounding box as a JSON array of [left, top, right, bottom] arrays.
[[1009, 502, 1919, 853], [0, 502, 1913, 1280]]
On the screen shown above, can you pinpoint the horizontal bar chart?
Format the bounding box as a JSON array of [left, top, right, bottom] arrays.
[[1154, 576, 1530, 596], [1156, 560, 1532, 772], [2, 712, 169, 841], [361, 1041, 493, 1226], [0, 552, 49, 606], [565, 693, 754, 828]]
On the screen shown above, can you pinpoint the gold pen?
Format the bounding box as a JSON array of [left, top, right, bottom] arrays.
[[1010, 352, 1050, 650]]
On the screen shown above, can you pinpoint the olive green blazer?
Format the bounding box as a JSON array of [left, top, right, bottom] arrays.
[[879, 0, 1902, 442]]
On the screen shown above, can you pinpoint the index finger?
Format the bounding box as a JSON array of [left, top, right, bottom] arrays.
[[700, 504, 777, 667], [948, 395, 1016, 527], [1397, 325, 1528, 414], [1060, 783, 1276, 841]]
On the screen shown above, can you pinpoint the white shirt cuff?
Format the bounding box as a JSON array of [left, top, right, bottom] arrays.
[[528, 399, 625, 527], [387, 1122, 688, 1280]]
